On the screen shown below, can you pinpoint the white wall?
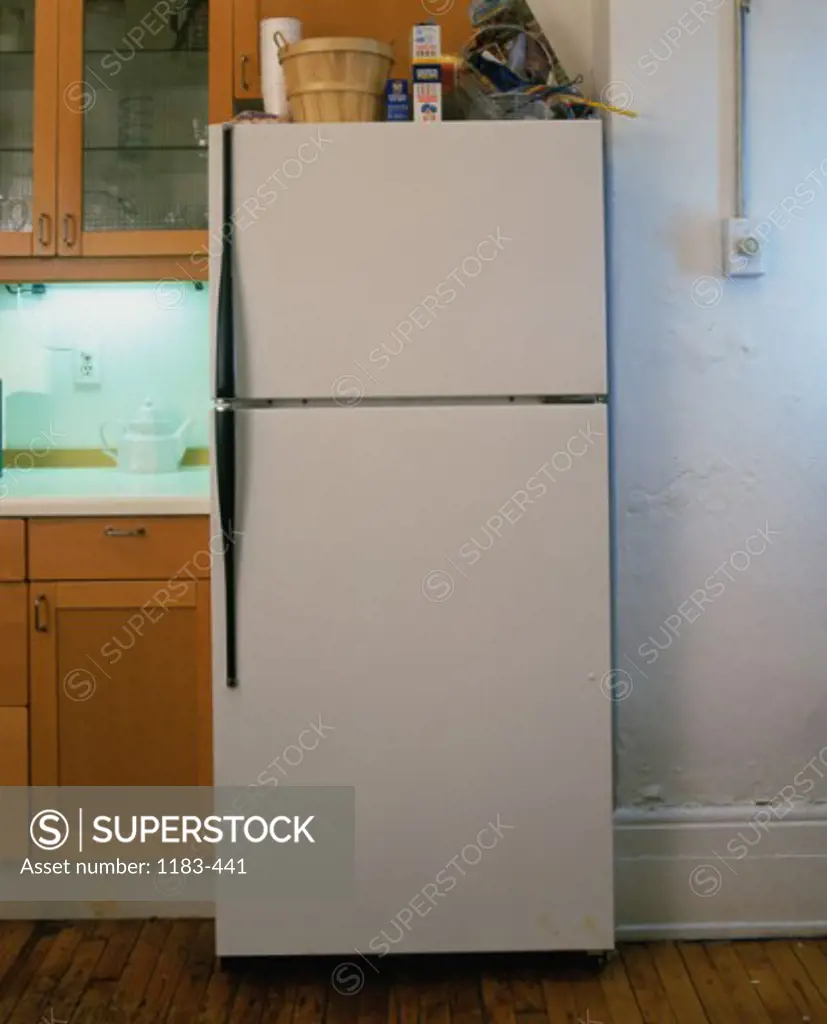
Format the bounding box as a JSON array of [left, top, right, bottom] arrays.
[[599, 0, 827, 813], [532, 0, 596, 93], [0, 282, 210, 450]]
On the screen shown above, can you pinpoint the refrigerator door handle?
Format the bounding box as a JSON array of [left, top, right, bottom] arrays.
[[215, 405, 238, 688], [215, 123, 238, 688], [216, 124, 236, 402]]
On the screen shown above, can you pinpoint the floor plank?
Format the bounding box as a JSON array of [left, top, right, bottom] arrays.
[[449, 975, 484, 1024], [4, 923, 827, 1024], [599, 954, 643, 1023], [68, 980, 118, 1024], [647, 943, 708, 1024], [166, 921, 216, 1024], [619, 945, 678, 1024], [542, 958, 612, 1024], [358, 970, 390, 1024], [110, 919, 172, 1024], [261, 980, 297, 1024], [542, 974, 580, 1024], [510, 966, 546, 1015], [733, 941, 804, 1024], [565, 969, 613, 1024], [764, 940, 827, 1022], [480, 974, 517, 1024], [132, 921, 198, 1024], [0, 929, 56, 1024], [793, 940, 827, 1004], [49, 935, 108, 1024], [197, 960, 238, 1024], [1, 923, 83, 1024], [677, 942, 736, 1024], [388, 979, 418, 1024], [703, 942, 773, 1023], [417, 976, 450, 1024], [293, 978, 329, 1024], [227, 971, 270, 1024], [91, 919, 143, 981], [0, 922, 34, 989]]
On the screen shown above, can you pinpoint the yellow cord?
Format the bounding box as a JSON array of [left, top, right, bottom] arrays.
[[557, 95, 639, 118]]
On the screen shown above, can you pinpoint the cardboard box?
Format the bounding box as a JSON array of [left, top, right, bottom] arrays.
[[412, 63, 442, 122], [412, 23, 441, 62]]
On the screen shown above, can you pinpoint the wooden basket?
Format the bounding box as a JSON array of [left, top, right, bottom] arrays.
[[275, 35, 394, 123]]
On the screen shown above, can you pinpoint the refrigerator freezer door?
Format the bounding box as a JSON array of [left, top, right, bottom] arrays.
[[209, 122, 607, 401], [212, 403, 613, 955]]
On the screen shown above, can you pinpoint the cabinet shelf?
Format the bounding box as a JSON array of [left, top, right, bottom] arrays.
[[84, 47, 208, 55], [83, 145, 207, 152]]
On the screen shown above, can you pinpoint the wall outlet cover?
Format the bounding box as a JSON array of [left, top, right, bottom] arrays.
[[723, 217, 766, 278], [73, 346, 101, 387]]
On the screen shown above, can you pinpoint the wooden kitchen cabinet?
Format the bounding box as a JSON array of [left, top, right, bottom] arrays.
[[0, 520, 29, 783], [0, 519, 26, 579], [0, 585, 29, 706], [0, 0, 233, 270], [30, 580, 212, 786], [57, 0, 221, 258], [0, 0, 58, 258], [0, 708, 29, 863], [233, 0, 472, 97], [0, 709, 29, 785], [28, 515, 210, 580], [27, 515, 213, 787]]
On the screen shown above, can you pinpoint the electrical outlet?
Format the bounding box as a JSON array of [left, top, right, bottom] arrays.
[[73, 346, 101, 387], [723, 217, 766, 278]]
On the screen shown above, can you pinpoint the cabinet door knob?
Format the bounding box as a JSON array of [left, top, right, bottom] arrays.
[[240, 53, 250, 91], [104, 526, 147, 538], [34, 595, 49, 633]]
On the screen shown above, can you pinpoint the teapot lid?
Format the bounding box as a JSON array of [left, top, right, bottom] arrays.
[[127, 398, 180, 436]]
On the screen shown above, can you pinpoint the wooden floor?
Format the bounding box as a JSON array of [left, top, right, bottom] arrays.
[[1, 921, 827, 1023]]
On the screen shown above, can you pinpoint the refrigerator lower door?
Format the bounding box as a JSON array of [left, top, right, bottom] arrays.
[[212, 403, 613, 956]]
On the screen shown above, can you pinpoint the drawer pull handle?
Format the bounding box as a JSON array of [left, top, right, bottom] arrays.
[[104, 527, 147, 538], [34, 595, 49, 633], [240, 53, 250, 91]]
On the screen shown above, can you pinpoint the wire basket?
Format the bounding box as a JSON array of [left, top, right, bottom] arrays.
[[488, 90, 554, 119], [455, 64, 556, 121]]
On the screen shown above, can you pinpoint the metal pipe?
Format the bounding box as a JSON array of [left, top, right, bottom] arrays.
[[735, 0, 751, 218]]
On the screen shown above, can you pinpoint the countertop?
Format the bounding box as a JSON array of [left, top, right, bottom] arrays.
[[0, 468, 211, 517]]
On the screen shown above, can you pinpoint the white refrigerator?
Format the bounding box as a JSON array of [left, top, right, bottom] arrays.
[[209, 121, 613, 957]]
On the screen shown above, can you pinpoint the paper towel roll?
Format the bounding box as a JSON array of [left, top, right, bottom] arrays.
[[260, 17, 302, 117]]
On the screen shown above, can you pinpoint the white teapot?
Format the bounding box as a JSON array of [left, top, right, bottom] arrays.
[[101, 399, 191, 474]]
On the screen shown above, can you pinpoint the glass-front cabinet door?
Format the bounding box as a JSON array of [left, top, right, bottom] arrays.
[[58, 0, 210, 257], [0, 0, 58, 257]]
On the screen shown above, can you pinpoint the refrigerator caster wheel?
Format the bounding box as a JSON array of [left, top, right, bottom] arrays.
[[585, 950, 615, 968]]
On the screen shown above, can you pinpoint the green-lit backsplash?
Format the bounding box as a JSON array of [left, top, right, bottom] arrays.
[[0, 281, 210, 453]]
